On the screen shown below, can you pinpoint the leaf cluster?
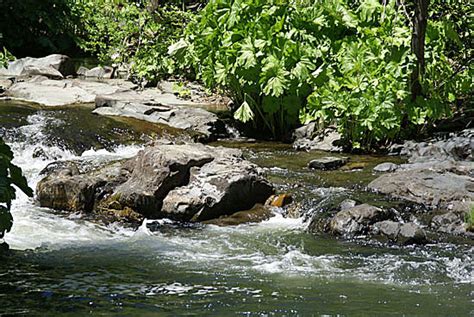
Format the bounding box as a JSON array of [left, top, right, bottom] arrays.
[[0, 138, 33, 239]]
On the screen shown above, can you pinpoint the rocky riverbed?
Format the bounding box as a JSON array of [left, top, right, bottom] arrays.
[[0, 53, 472, 314], [1, 54, 472, 246]]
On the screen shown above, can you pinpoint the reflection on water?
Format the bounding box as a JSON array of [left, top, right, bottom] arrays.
[[0, 101, 472, 316]]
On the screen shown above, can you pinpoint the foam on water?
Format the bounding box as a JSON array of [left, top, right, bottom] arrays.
[[3, 112, 473, 288], [6, 112, 141, 250]]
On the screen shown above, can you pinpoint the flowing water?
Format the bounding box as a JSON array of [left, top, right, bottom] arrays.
[[0, 100, 472, 316]]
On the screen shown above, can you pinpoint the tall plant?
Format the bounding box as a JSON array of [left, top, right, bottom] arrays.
[[0, 138, 32, 239]]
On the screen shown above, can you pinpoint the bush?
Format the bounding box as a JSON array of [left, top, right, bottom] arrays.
[[74, 0, 195, 84], [178, 0, 472, 147]]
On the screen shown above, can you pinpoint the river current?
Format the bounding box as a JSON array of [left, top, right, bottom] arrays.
[[0, 101, 472, 316]]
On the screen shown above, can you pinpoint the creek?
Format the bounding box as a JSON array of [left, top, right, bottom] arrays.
[[0, 100, 472, 316]]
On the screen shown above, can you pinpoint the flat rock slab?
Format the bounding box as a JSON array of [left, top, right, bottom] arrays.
[[368, 169, 474, 212], [6, 77, 136, 106], [94, 90, 228, 141], [308, 156, 348, 170]]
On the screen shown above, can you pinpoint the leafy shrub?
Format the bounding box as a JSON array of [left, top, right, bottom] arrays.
[[178, 0, 472, 147], [176, 0, 329, 138], [75, 0, 194, 84], [0, 138, 32, 239]]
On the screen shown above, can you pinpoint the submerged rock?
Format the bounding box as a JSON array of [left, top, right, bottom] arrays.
[[202, 204, 273, 226], [266, 194, 293, 207], [0, 54, 75, 77], [308, 156, 348, 170]]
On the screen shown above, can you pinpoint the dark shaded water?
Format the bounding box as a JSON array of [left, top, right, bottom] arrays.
[[0, 101, 472, 316]]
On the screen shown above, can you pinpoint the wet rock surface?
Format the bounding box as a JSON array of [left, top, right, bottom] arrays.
[[328, 204, 390, 236], [368, 169, 473, 212], [161, 145, 274, 221], [37, 160, 132, 213], [36, 143, 274, 224], [94, 90, 228, 142], [308, 156, 348, 170], [293, 125, 343, 152]]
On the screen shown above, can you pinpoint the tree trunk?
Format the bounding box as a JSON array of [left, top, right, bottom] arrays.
[[410, 0, 430, 101]]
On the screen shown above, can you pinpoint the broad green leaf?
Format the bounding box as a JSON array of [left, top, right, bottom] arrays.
[[234, 101, 254, 123]]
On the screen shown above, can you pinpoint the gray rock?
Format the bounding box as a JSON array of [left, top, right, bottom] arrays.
[[373, 162, 399, 172], [340, 199, 357, 210], [19, 65, 64, 79], [389, 129, 474, 162], [76, 66, 89, 76], [114, 144, 215, 218], [368, 169, 474, 212], [293, 126, 343, 152], [6, 77, 135, 106], [0, 54, 75, 77], [94, 90, 228, 141], [431, 212, 466, 235], [373, 220, 400, 240], [308, 156, 348, 170], [329, 204, 390, 236], [161, 146, 274, 221], [37, 161, 131, 213], [398, 222, 427, 245], [85, 66, 114, 79], [36, 143, 274, 224]]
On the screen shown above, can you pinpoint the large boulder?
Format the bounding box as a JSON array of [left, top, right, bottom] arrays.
[[113, 144, 215, 218], [161, 146, 274, 221], [36, 143, 275, 224], [6, 77, 135, 106], [0, 54, 75, 78], [368, 169, 474, 212], [93, 90, 228, 141]]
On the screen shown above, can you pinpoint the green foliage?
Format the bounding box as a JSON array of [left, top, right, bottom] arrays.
[[305, 1, 415, 149], [0, 47, 15, 68], [0, 0, 80, 57], [177, 0, 322, 137], [465, 206, 474, 232], [74, 0, 194, 84], [0, 138, 33, 238], [178, 0, 472, 147], [172, 82, 192, 99]]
